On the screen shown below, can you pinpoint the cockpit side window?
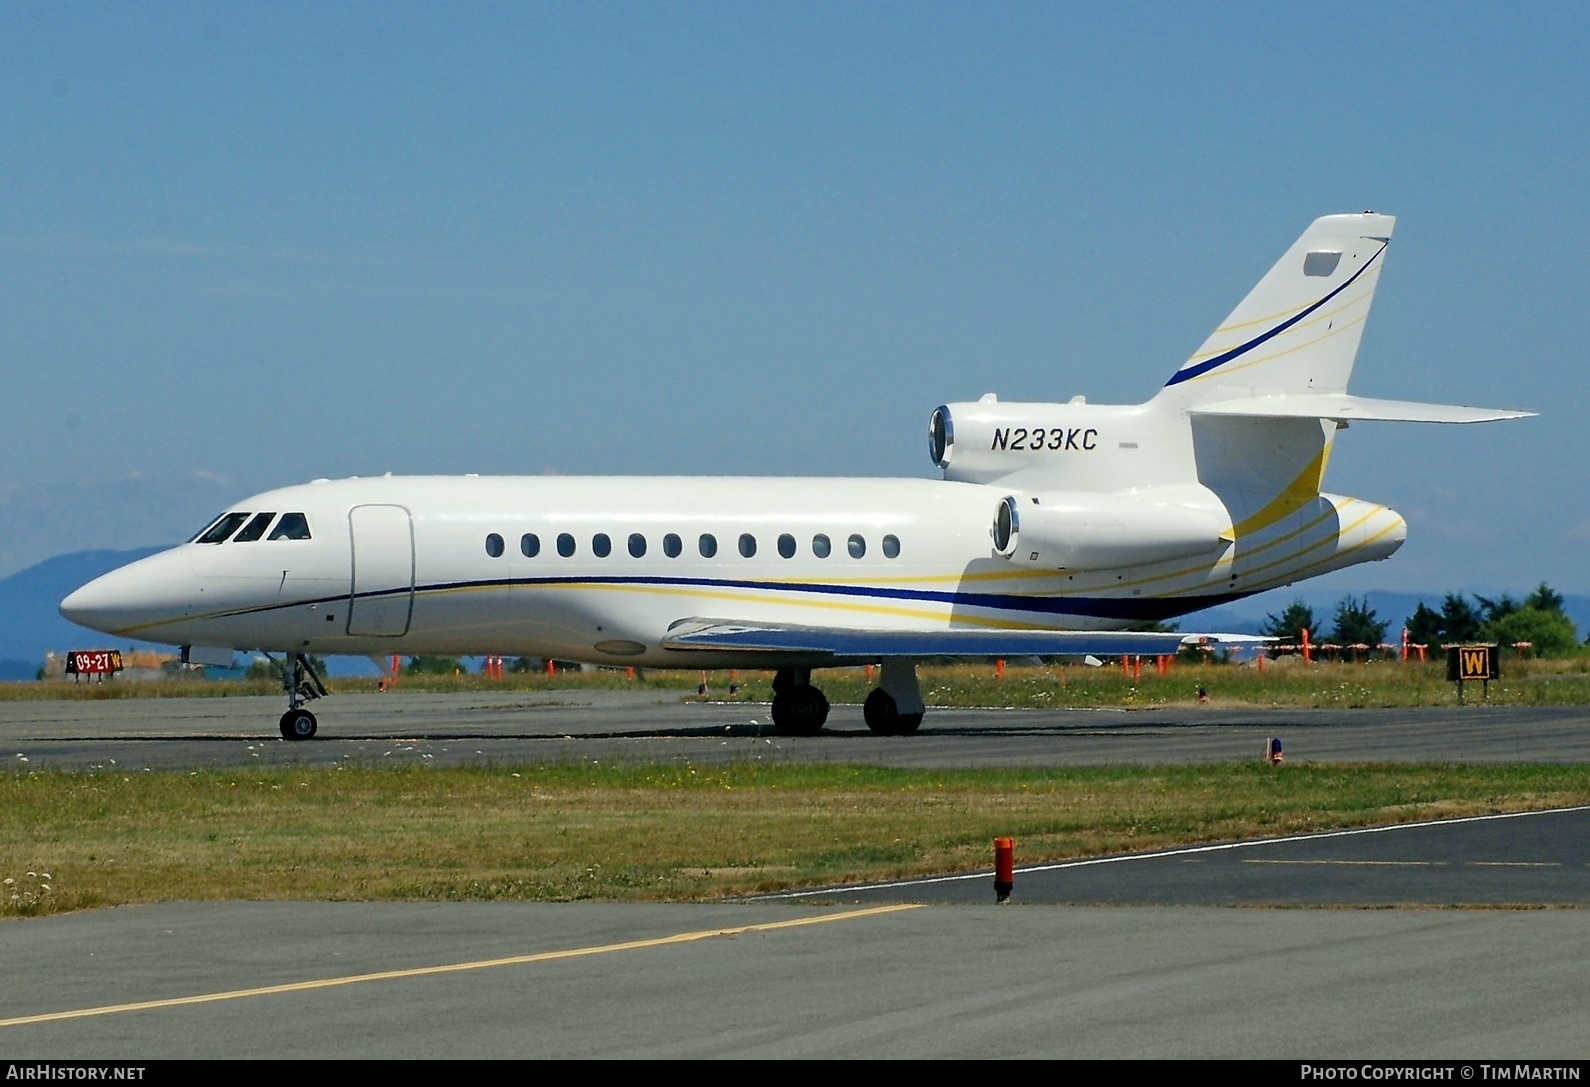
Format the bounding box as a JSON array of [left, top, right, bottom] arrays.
[[232, 512, 277, 543], [267, 512, 312, 541], [196, 512, 251, 544]]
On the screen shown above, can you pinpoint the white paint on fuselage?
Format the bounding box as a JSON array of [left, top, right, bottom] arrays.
[[60, 473, 1405, 668]]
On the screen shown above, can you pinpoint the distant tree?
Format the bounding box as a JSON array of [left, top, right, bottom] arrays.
[[1475, 593, 1521, 625], [508, 656, 544, 673], [1525, 582, 1566, 615], [1482, 608, 1579, 657], [1330, 595, 1388, 648], [1404, 602, 1444, 650], [1261, 600, 1316, 645], [405, 656, 465, 676], [1439, 594, 1483, 643], [1470, 586, 1579, 656]]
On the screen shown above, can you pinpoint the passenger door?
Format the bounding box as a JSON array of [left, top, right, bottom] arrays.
[[347, 504, 414, 637]]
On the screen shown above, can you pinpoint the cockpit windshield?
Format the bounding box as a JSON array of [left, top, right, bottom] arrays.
[[267, 512, 312, 541], [231, 512, 277, 542], [195, 512, 251, 544], [190, 515, 225, 542]]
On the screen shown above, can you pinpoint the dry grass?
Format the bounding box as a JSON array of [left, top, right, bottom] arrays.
[[4, 762, 1586, 918]]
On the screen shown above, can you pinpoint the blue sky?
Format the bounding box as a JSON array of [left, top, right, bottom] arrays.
[[2, 2, 1586, 600]]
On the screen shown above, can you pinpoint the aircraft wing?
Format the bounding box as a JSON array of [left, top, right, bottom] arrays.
[[660, 620, 1270, 659], [1189, 393, 1534, 423]]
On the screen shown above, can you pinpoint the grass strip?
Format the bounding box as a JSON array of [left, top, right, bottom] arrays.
[[4, 762, 1587, 917]]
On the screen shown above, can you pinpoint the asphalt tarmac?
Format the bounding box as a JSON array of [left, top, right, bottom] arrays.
[[3, 900, 1588, 1058], [5, 692, 1588, 1058], [4, 689, 1590, 770], [764, 805, 1590, 907]]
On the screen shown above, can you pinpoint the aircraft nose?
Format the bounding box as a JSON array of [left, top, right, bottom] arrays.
[[60, 551, 192, 636], [60, 570, 136, 635]]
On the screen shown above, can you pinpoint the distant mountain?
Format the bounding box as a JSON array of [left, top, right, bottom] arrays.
[[0, 547, 168, 676], [0, 547, 382, 680]]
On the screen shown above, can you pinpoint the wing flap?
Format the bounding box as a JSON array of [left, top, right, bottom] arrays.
[[661, 620, 1268, 659], [1190, 393, 1533, 423]]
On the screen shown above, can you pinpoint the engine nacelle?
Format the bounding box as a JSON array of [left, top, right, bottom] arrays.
[[930, 401, 1102, 478], [992, 491, 1231, 571], [928, 397, 1194, 491]]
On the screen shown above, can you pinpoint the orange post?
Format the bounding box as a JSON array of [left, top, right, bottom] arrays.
[[625, 666, 635, 680], [994, 837, 1015, 903], [995, 658, 1005, 680], [1301, 627, 1313, 663], [1258, 651, 1266, 673], [865, 663, 874, 682], [545, 658, 555, 677]]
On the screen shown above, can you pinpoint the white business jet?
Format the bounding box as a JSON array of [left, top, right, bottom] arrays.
[[61, 213, 1531, 740]]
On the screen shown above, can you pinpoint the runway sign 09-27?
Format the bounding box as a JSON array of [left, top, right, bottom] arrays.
[[65, 649, 123, 675]]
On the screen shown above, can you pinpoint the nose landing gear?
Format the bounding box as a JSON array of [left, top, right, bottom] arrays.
[[264, 652, 329, 741], [770, 668, 830, 736], [280, 707, 318, 740]]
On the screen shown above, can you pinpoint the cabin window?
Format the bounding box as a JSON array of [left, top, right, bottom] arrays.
[[557, 533, 576, 557], [882, 534, 901, 559], [663, 533, 682, 558], [848, 533, 866, 559], [197, 512, 250, 544], [521, 533, 540, 558], [738, 533, 756, 558], [628, 533, 647, 558], [485, 533, 505, 558], [267, 513, 312, 541], [232, 512, 276, 543], [777, 533, 796, 559], [592, 533, 612, 558], [699, 533, 717, 558], [812, 533, 831, 559]]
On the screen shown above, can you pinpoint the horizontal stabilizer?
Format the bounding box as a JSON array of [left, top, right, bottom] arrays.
[[1189, 393, 1534, 424], [662, 620, 1269, 659]]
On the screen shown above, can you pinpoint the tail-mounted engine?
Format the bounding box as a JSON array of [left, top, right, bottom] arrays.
[[991, 491, 1231, 571]]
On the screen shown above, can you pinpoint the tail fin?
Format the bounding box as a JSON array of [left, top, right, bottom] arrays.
[[1158, 212, 1394, 406]]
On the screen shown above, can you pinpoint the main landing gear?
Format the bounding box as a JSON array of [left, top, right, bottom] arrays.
[[770, 669, 830, 736], [767, 661, 926, 737], [862, 660, 924, 736], [266, 652, 329, 741]]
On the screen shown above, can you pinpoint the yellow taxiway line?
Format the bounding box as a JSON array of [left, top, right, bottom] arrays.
[[0, 903, 924, 1029]]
